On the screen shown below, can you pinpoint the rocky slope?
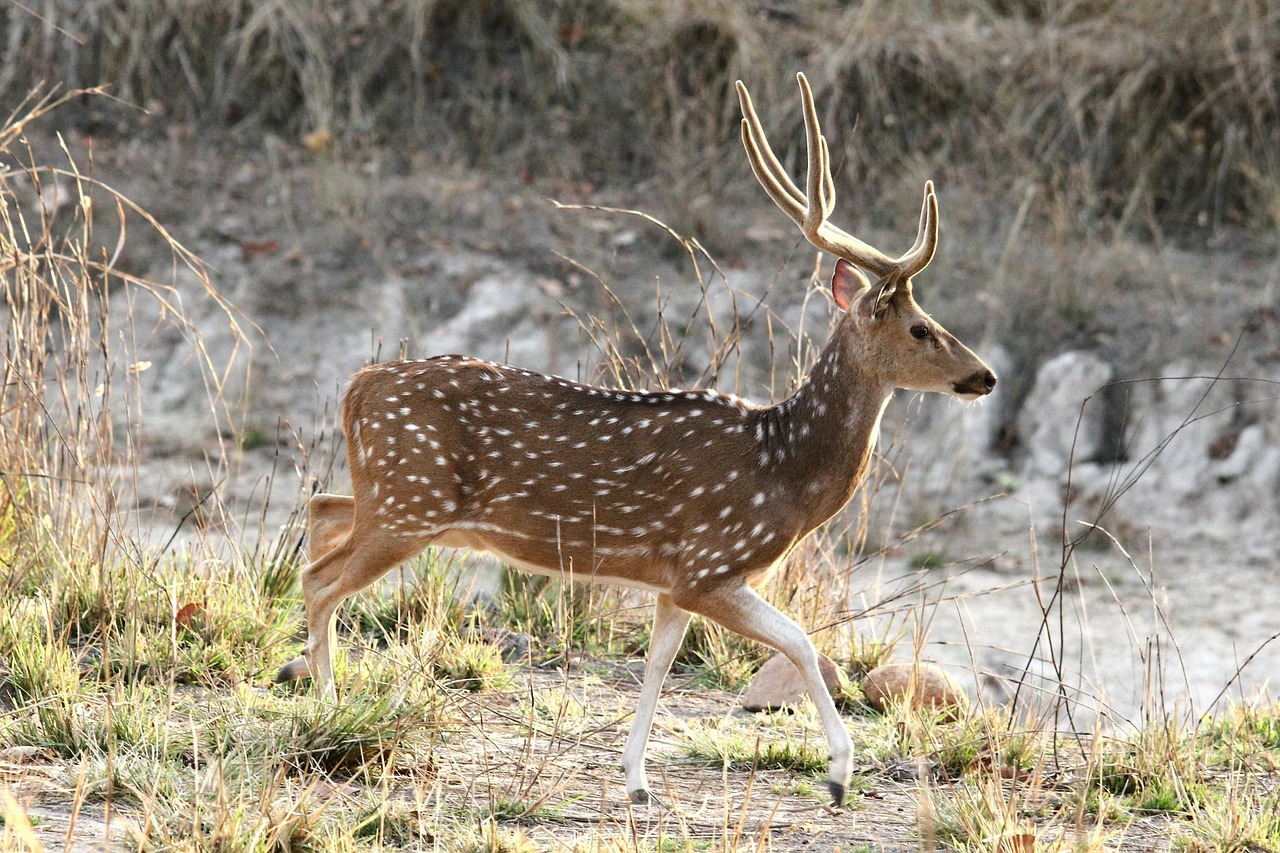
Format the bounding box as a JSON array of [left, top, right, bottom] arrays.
[[33, 128, 1280, 720]]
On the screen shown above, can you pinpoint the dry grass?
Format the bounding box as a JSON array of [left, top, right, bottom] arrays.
[[3, 0, 1278, 240], [0, 87, 242, 574]]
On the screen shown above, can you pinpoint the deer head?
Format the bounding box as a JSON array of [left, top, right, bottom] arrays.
[[737, 73, 996, 401]]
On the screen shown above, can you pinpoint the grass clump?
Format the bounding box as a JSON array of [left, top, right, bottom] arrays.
[[0, 547, 300, 695], [351, 799, 436, 847], [844, 630, 900, 679], [273, 691, 432, 778], [134, 779, 341, 853], [96, 559, 298, 687], [432, 637, 510, 694], [682, 714, 827, 776], [522, 684, 594, 738], [456, 821, 541, 853], [1174, 783, 1280, 853], [1086, 722, 1208, 817], [0, 599, 81, 707], [923, 775, 1040, 853], [479, 794, 566, 824], [1201, 700, 1280, 771]]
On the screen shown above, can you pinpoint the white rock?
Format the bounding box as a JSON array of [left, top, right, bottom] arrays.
[[1019, 351, 1113, 478]]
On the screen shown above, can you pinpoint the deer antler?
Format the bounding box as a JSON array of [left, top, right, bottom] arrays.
[[736, 72, 938, 280]]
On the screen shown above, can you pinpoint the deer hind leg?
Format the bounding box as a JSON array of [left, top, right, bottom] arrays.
[[675, 581, 853, 807], [276, 523, 432, 696], [621, 594, 692, 805], [276, 493, 355, 685]]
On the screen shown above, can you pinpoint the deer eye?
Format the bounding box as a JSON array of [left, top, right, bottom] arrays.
[[910, 324, 930, 340]]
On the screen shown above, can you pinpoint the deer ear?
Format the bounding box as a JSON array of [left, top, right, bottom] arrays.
[[831, 259, 870, 312], [869, 268, 906, 318]]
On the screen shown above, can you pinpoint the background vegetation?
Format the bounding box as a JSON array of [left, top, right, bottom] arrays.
[[4, 0, 1279, 241]]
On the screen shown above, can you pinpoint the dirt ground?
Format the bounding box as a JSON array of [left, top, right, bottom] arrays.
[[0, 662, 1215, 852]]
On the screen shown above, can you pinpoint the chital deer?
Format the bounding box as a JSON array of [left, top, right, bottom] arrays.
[[277, 72, 996, 806]]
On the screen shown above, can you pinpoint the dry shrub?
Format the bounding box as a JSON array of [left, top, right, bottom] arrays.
[[0, 89, 241, 575], [9, 1, 1272, 235], [801, 1, 1280, 237]]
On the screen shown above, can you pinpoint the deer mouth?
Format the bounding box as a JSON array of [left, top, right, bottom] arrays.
[[953, 368, 997, 399]]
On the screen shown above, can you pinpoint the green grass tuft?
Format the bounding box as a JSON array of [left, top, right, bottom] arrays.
[[683, 715, 828, 775]]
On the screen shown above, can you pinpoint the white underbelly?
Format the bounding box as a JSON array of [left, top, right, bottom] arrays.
[[489, 546, 670, 595], [430, 529, 671, 594], [496, 548, 665, 589]]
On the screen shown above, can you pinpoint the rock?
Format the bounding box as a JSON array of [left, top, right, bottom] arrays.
[[740, 653, 842, 712], [0, 745, 51, 765], [467, 624, 533, 662], [884, 756, 942, 783], [1018, 350, 1113, 478], [914, 343, 1013, 494], [861, 662, 969, 721]]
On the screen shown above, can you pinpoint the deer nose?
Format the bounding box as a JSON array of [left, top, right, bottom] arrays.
[[955, 368, 997, 397]]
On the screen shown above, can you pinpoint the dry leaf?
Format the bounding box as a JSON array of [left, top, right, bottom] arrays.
[[176, 602, 202, 627], [302, 128, 332, 152], [240, 238, 280, 260], [1006, 832, 1036, 853]]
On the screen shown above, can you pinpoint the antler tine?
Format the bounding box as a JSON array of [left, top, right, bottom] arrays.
[[905, 182, 933, 258], [739, 122, 806, 225], [799, 73, 833, 233], [793, 73, 897, 275], [894, 181, 939, 278], [736, 81, 806, 220]]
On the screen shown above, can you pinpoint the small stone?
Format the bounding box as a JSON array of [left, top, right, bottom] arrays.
[[0, 746, 50, 764], [885, 756, 941, 782], [861, 662, 969, 721], [741, 653, 843, 712], [467, 624, 533, 662], [305, 780, 361, 802]]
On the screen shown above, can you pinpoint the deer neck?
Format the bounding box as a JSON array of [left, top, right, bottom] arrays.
[[754, 331, 893, 530]]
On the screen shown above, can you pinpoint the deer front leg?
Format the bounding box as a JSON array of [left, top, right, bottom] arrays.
[[677, 582, 852, 807], [621, 594, 692, 804]]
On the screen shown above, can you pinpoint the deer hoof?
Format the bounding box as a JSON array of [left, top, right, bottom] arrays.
[[827, 780, 846, 808], [628, 788, 650, 806], [275, 656, 311, 683]]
